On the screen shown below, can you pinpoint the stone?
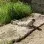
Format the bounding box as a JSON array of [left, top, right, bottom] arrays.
[[31, 13, 41, 19], [0, 24, 33, 41], [11, 20, 19, 25], [33, 15, 44, 27], [0, 13, 44, 44], [31, 0, 44, 13]]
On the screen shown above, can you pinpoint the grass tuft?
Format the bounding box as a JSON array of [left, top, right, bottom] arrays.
[[11, 1, 32, 20], [0, 3, 12, 25], [0, 2, 32, 25]]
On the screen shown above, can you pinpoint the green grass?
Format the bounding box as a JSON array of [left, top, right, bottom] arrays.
[[0, 3, 12, 25], [0, 2, 32, 25], [11, 1, 32, 20], [0, 0, 18, 3]]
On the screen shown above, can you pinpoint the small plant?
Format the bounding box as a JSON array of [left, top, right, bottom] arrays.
[[11, 1, 32, 20], [0, 3, 12, 25]]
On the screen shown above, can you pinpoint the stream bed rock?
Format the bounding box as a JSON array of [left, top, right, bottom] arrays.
[[0, 13, 44, 44], [31, 0, 44, 13]]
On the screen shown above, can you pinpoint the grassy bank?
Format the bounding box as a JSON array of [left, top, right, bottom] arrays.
[[0, 1, 32, 25], [11, 1, 32, 20]]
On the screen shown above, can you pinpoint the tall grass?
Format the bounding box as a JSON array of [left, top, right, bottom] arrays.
[[11, 1, 32, 20], [0, 3, 12, 25], [0, 1, 32, 25]]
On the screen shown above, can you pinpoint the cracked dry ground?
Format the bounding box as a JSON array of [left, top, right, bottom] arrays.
[[0, 13, 44, 44]]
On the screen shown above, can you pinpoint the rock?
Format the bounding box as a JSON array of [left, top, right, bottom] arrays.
[[11, 13, 43, 27], [16, 19, 33, 27], [0, 24, 33, 41], [11, 20, 19, 25], [11, 16, 34, 27], [0, 13, 44, 44], [33, 15, 44, 27], [0, 16, 35, 43], [31, 0, 44, 13], [31, 13, 41, 19], [0, 39, 13, 44]]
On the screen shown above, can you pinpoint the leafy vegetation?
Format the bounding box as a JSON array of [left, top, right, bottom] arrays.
[[11, 1, 32, 20], [0, 3, 12, 25], [0, 39, 13, 44], [0, 1, 32, 25]]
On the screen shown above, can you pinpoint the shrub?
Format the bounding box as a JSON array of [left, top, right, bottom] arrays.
[[11, 1, 32, 20], [0, 1, 32, 25], [0, 3, 12, 25]]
